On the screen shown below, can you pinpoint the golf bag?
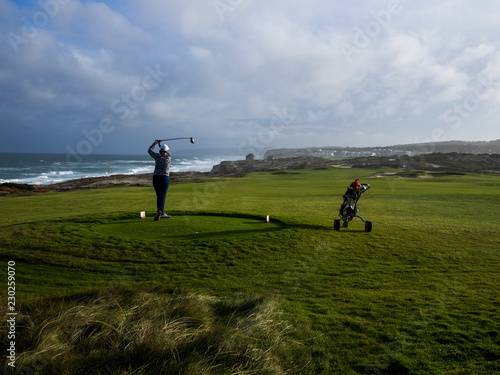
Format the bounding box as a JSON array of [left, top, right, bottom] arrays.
[[339, 191, 360, 219]]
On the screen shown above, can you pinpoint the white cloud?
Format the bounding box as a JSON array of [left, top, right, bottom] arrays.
[[55, 1, 152, 50]]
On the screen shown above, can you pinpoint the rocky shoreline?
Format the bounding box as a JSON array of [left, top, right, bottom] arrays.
[[38, 156, 335, 192], [42, 170, 210, 191]]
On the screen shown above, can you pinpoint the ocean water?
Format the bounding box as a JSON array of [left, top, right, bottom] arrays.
[[0, 150, 243, 185]]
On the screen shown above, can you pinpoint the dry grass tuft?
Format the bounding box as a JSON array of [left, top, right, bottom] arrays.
[[3, 287, 293, 375]]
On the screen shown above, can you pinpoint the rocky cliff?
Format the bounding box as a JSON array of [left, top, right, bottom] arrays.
[[209, 156, 335, 177]]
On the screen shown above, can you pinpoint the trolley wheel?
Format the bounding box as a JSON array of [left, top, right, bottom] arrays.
[[343, 221, 349, 228], [365, 221, 372, 232], [334, 219, 340, 231]]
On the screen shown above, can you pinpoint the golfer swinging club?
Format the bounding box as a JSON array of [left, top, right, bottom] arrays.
[[148, 139, 171, 221]]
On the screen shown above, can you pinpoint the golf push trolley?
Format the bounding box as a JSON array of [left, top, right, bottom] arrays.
[[334, 183, 372, 232]]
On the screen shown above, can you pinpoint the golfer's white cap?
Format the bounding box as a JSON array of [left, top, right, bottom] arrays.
[[160, 144, 169, 151]]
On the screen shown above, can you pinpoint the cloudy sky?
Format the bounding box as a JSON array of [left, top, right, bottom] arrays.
[[1, 0, 500, 155]]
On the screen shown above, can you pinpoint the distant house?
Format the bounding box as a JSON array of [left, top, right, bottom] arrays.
[[246, 153, 256, 161]]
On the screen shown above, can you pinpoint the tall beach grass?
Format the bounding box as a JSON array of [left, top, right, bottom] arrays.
[[5, 287, 295, 374]]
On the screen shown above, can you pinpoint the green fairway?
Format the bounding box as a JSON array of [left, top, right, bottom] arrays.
[[1, 167, 499, 374]]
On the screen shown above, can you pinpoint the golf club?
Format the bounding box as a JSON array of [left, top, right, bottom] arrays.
[[160, 137, 195, 144]]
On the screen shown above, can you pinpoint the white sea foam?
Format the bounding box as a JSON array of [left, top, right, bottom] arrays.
[[44, 171, 75, 176], [126, 166, 154, 175], [1, 172, 103, 185]]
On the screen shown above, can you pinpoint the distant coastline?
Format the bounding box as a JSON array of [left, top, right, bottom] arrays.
[[24, 152, 500, 193], [263, 139, 500, 159], [2, 148, 499, 195]]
